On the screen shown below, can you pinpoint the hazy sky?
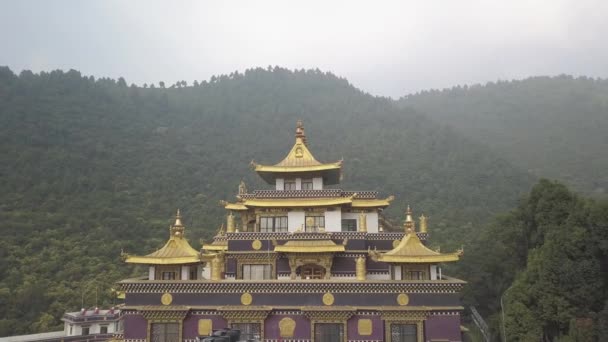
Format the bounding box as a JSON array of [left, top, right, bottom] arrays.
[[1, 0, 607, 97]]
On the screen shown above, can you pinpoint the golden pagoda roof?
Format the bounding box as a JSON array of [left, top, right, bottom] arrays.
[[252, 121, 342, 184], [274, 239, 346, 253], [370, 229, 462, 263], [222, 196, 393, 210], [123, 210, 201, 265]]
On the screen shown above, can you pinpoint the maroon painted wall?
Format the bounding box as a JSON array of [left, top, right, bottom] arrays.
[[425, 315, 462, 342], [123, 314, 147, 339]]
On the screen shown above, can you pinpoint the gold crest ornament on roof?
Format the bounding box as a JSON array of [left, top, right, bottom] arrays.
[[123, 210, 201, 265], [251, 121, 343, 184]]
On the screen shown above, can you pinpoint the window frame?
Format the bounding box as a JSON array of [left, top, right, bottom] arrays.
[[231, 322, 261, 341], [301, 179, 314, 190], [284, 180, 296, 190], [314, 323, 344, 342], [259, 216, 288, 232], [341, 219, 357, 232], [242, 264, 273, 280], [305, 215, 325, 232]]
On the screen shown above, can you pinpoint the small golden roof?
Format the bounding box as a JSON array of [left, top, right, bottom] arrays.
[[274, 239, 346, 253], [123, 211, 201, 265], [252, 121, 342, 184], [370, 208, 461, 263]]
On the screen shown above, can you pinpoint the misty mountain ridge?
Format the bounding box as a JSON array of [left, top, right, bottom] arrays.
[[0, 66, 605, 336]]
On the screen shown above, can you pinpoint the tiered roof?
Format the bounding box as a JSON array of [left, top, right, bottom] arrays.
[[123, 210, 201, 265], [369, 207, 463, 263], [251, 120, 343, 184]]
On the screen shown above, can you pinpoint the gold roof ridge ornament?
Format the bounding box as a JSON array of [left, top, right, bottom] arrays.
[[252, 121, 343, 184], [369, 207, 462, 264], [123, 210, 202, 265]]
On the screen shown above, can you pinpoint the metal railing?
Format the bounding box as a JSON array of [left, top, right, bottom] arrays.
[[470, 306, 491, 342]]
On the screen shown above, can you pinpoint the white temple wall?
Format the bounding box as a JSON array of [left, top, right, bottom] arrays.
[[201, 265, 210, 279], [295, 178, 302, 190], [275, 178, 284, 190], [366, 211, 379, 233], [181, 265, 190, 280], [430, 265, 438, 280], [148, 266, 155, 280], [313, 177, 323, 189], [324, 210, 342, 232], [288, 210, 305, 231]]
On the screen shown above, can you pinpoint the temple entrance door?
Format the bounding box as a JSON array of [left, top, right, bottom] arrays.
[[301, 264, 325, 279]]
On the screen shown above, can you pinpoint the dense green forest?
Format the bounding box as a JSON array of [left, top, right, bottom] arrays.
[[458, 180, 608, 341], [0, 67, 606, 340], [399, 76, 608, 195]]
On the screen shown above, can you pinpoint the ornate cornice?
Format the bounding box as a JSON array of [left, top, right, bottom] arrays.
[[118, 280, 464, 294]]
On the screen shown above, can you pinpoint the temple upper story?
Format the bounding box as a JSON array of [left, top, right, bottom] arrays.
[[250, 120, 342, 188]]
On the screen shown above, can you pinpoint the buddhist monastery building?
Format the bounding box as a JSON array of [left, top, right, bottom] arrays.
[[118, 121, 466, 342]]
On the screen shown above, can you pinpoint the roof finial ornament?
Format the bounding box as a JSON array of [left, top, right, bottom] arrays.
[[171, 209, 185, 237], [404, 205, 416, 234], [295, 120, 307, 145], [174, 209, 183, 227]]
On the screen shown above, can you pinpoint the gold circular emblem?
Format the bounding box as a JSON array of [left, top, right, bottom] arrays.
[[160, 292, 173, 305], [393, 240, 401, 248], [322, 292, 335, 306], [397, 293, 409, 306], [251, 239, 262, 250], [241, 292, 253, 305]]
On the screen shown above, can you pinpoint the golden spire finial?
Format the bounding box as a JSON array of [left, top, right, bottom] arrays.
[[171, 209, 185, 238], [295, 120, 307, 145], [174, 209, 183, 227], [404, 205, 415, 233]]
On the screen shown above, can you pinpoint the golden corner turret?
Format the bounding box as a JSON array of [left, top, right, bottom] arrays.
[[122, 209, 201, 266], [369, 206, 463, 264], [250, 120, 343, 185]]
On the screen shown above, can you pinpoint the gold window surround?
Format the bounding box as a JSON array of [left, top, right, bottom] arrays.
[[304, 310, 354, 342], [382, 311, 427, 342], [155, 266, 181, 280], [141, 308, 188, 342], [286, 253, 335, 280], [219, 308, 270, 341], [235, 255, 277, 280]]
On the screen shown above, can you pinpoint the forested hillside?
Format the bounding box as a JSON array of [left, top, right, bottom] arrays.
[[0, 66, 533, 336], [458, 180, 608, 341], [399, 76, 608, 195]]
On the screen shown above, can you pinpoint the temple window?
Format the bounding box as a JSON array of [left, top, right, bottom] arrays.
[[301, 179, 313, 190], [260, 216, 288, 232], [161, 272, 176, 280], [151, 323, 179, 342], [231, 323, 261, 341], [390, 265, 428, 280], [189, 266, 198, 280], [390, 324, 417, 342], [314, 323, 344, 342], [284, 179, 296, 190], [100, 326, 108, 334], [341, 219, 357, 232], [81, 326, 90, 336], [301, 264, 325, 279], [305, 216, 325, 232], [242, 264, 272, 280]]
